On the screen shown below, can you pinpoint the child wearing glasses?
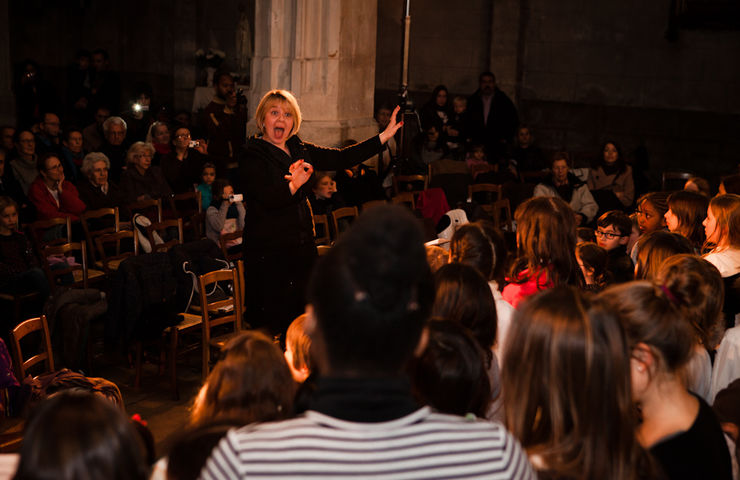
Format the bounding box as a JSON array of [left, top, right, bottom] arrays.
[[595, 210, 634, 284]]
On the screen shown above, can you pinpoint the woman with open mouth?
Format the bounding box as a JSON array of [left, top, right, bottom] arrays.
[[239, 89, 402, 339]]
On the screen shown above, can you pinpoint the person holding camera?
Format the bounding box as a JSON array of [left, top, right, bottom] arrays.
[[206, 178, 244, 248], [161, 126, 209, 194], [240, 89, 402, 337]]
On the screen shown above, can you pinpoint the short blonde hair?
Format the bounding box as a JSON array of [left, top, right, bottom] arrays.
[[254, 90, 302, 138], [126, 142, 155, 165]]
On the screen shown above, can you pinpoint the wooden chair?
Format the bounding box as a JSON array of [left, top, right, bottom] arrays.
[[41, 241, 104, 289], [391, 191, 416, 210], [393, 174, 428, 196], [81, 207, 120, 265], [361, 199, 387, 212], [468, 183, 504, 216], [330, 206, 359, 240], [219, 230, 243, 262], [128, 198, 163, 223], [94, 230, 139, 273], [317, 245, 332, 256], [173, 191, 204, 240], [145, 218, 184, 253], [28, 217, 73, 259], [165, 264, 243, 399], [9, 315, 54, 380], [313, 214, 331, 245]]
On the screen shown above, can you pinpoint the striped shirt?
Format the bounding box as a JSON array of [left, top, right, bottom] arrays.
[[200, 406, 535, 480]]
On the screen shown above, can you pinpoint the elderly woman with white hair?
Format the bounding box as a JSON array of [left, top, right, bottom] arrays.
[[76, 151, 127, 215], [119, 141, 173, 207]]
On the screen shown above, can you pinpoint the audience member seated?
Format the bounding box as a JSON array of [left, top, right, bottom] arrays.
[[465, 143, 496, 181], [446, 95, 468, 158], [201, 71, 247, 184], [685, 175, 711, 197], [308, 171, 344, 216], [0, 148, 32, 221], [702, 194, 740, 328], [720, 174, 740, 196], [503, 287, 653, 479], [196, 162, 216, 211], [655, 254, 725, 402], [409, 124, 448, 173], [600, 282, 733, 480], [634, 230, 693, 281], [508, 124, 546, 178], [33, 112, 62, 156], [12, 391, 149, 480], [595, 210, 635, 284], [28, 152, 86, 221], [466, 71, 519, 165], [409, 319, 491, 418], [665, 190, 709, 253], [503, 196, 579, 307], [533, 151, 598, 226], [449, 221, 514, 363], [200, 205, 535, 479], [9, 130, 39, 195], [77, 152, 126, 216], [433, 262, 502, 422], [420, 85, 453, 132], [119, 142, 173, 206], [123, 83, 154, 143], [1, 125, 16, 155], [146, 121, 171, 164], [576, 241, 609, 292], [98, 116, 129, 182], [205, 178, 244, 247], [59, 127, 85, 183], [82, 106, 110, 152], [588, 141, 634, 211], [161, 127, 208, 194], [0, 196, 49, 315]]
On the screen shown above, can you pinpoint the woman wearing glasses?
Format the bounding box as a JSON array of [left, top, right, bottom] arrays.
[[160, 127, 209, 194], [119, 141, 173, 205]]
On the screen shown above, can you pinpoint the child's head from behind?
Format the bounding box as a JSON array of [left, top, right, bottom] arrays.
[[576, 242, 609, 288], [14, 391, 148, 480], [190, 331, 294, 426], [201, 162, 216, 186], [285, 314, 312, 383], [634, 231, 693, 281], [449, 223, 495, 280], [502, 287, 637, 479], [596, 210, 631, 251]]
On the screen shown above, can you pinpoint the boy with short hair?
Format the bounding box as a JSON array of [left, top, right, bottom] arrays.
[[595, 210, 634, 284]]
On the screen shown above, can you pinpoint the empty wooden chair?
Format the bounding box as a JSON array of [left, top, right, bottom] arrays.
[[145, 218, 184, 253], [330, 206, 359, 239], [313, 214, 331, 245], [10, 315, 54, 380], [94, 230, 139, 273], [219, 230, 244, 262], [81, 207, 120, 265]]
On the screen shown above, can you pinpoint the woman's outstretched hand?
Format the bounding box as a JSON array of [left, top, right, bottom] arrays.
[[284, 159, 314, 195], [379, 105, 404, 145]]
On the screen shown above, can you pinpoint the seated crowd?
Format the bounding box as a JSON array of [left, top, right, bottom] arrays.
[[2, 57, 740, 480]]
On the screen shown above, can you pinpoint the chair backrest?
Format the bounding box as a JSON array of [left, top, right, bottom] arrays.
[[313, 214, 331, 245], [146, 218, 184, 252], [330, 206, 359, 239], [10, 315, 54, 380], [81, 207, 120, 262], [393, 174, 428, 195], [173, 191, 203, 215], [198, 267, 243, 345], [391, 191, 416, 210], [94, 230, 139, 273], [219, 230, 244, 261], [361, 199, 387, 212], [42, 241, 90, 288], [662, 171, 693, 191], [29, 217, 73, 258], [128, 198, 163, 223], [492, 198, 513, 232]]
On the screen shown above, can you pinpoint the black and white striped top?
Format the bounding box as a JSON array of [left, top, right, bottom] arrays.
[[200, 406, 535, 480]]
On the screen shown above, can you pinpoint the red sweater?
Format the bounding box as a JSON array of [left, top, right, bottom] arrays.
[[28, 176, 86, 221]]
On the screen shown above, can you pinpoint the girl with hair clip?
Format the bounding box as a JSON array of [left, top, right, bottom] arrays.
[[633, 231, 693, 281], [664, 190, 709, 253], [449, 221, 514, 363], [432, 263, 502, 422], [654, 254, 724, 403], [599, 282, 733, 480], [502, 196, 579, 308], [502, 286, 653, 480], [702, 194, 740, 328]]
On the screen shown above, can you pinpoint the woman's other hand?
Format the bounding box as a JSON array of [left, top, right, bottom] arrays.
[[379, 105, 403, 144], [284, 159, 314, 194]]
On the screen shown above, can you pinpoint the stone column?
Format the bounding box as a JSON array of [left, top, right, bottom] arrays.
[[171, 0, 198, 113], [489, 0, 522, 103], [249, 0, 379, 146], [0, 0, 15, 125]]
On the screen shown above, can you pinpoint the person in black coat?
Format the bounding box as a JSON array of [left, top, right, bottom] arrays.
[[239, 89, 402, 337]]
